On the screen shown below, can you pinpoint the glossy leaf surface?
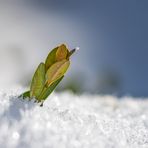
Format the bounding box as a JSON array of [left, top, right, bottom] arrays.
[[46, 59, 70, 86]]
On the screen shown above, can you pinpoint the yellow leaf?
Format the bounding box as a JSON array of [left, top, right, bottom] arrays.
[[46, 59, 70, 86], [56, 44, 68, 61]]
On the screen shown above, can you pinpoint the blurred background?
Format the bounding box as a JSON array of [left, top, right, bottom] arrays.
[[0, 0, 148, 97]]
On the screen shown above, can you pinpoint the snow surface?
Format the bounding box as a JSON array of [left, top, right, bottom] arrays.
[[0, 89, 148, 148]]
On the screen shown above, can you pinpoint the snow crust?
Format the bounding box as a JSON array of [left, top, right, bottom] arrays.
[[0, 89, 148, 148]]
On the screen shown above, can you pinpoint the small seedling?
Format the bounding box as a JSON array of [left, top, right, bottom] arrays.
[[20, 44, 77, 106]]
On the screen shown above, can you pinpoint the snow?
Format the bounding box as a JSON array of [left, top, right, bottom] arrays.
[[0, 89, 148, 148]]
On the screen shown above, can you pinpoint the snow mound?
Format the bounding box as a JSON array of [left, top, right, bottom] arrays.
[[0, 89, 148, 148]]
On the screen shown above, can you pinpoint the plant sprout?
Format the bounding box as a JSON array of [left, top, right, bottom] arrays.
[[20, 44, 77, 106]]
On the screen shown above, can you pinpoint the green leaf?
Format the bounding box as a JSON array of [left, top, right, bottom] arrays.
[[56, 44, 68, 61], [38, 76, 64, 101], [45, 59, 70, 86], [19, 90, 30, 99], [45, 46, 58, 71], [30, 63, 45, 98], [18, 44, 76, 105]]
